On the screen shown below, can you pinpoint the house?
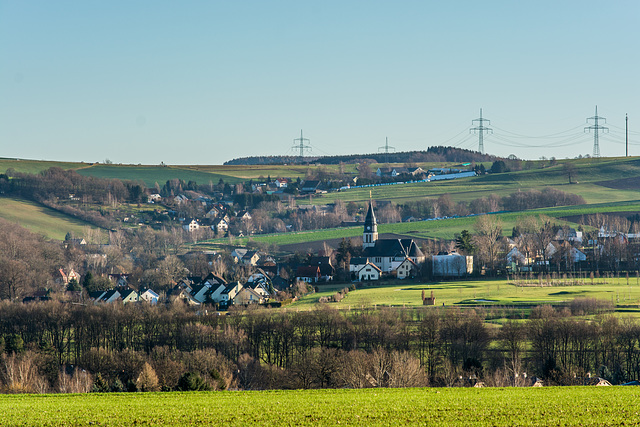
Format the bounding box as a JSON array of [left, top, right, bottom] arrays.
[[139, 289, 159, 304], [296, 266, 321, 283], [108, 273, 129, 287], [358, 262, 382, 281], [220, 282, 244, 306], [349, 257, 369, 274], [395, 257, 418, 279], [236, 210, 252, 221], [360, 200, 426, 272], [545, 242, 587, 264], [174, 194, 189, 204], [190, 283, 213, 304], [167, 286, 201, 305], [274, 178, 289, 189], [231, 248, 248, 263], [207, 282, 229, 303], [90, 289, 121, 304], [183, 219, 200, 232], [375, 167, 410, 178], [211, 218, 229, 234], [555, 227, 583, 243], [119, 289, 139, 304], [234, 287, 264, 305], [301, 180, 321, 193], [432, 252, 473, 277], [241, 250, 261, 266], [147, 193, 161, 203], [59, 268, 81, 285]]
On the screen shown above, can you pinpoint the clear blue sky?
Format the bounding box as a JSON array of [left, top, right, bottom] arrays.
[[1, 1, 639, 164]]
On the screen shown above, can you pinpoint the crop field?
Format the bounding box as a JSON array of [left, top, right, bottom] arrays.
[[292, 277, 640, 313], [0, 387, 638, 426], [0, 197, 98, 240]]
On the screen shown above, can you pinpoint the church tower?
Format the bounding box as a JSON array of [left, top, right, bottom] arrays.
[[363, 197, 378, 249]]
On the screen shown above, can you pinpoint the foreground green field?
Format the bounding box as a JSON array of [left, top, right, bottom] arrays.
[[1, 387, 638, 426], [291, 277, 640, 314], [0, 197, 97, 240]]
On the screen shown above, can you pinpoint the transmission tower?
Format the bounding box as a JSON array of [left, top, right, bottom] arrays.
[[584, 106, 608, 158], [470, 108, 492, 154], [292, 130, 311, 160], [378, 137, 395, 163]]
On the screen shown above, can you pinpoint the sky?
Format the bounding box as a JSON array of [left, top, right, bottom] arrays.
[[1, 1, 639, 164]]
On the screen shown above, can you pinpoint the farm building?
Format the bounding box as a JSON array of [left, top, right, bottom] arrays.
[[432, 252, 473, 277]]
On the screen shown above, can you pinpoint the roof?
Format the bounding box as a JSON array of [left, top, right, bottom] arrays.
[[296, 266, 321, 277], [120, 289, 138, 300], [362, 238, 424, 259], [359, 262, 382, 273], [364, 202, 377, 230]]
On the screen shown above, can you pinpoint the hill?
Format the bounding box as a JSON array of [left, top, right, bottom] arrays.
[[224, 146, 499, 165]]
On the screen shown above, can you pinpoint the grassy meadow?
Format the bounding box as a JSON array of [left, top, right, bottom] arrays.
[[1, 387, 638, 426], [291, 276, 640, 315], [0, 197, 99, 241]]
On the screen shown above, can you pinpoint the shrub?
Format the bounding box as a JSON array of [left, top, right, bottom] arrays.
[[176, 372, 210, 391]]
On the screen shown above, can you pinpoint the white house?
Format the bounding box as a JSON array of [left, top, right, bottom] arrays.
[[139, 289, 159, 304], [395, 257, 418, 279], [358, 262, 382, 281], [120, 289, 139, 304], [183, 219, 200, 232]]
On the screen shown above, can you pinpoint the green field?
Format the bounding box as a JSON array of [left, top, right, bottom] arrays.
[[75, 164, 246, 186], [0, 387, 637, 426], [291, 277, 640, 314], [0, 197, 99, 240], [0, 158, 85, 174]]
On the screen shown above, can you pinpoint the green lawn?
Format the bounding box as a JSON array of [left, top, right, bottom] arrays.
[[0, 387, 637, 426], [0, 197, 100, 240], [292, 277, 640, 314]]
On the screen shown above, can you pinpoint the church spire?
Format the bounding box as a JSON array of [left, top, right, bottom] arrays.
[[363, 193, 378, 249]]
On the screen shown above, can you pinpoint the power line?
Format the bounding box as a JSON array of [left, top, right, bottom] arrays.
[[378, 137, 396, 163], [292, 129, 312, 160], [470, 108, 492, 154], [584, 106, 608, 157]]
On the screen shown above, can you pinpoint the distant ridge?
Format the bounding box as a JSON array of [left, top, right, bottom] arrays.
[[224, 146, 501, 165]]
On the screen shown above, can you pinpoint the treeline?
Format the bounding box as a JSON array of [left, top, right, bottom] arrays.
[[400, 188, 585, 219], [2, 167, 147, 205], [0, 218, 64, 300], [224, 147, 499, 166], [0, 302, 639, 393]]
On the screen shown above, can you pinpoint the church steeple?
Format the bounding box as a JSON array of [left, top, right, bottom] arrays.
[[363, 193, 378, 249]]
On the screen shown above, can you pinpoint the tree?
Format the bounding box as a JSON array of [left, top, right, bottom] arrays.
[[455, 230, 475, 254], [490, 161, 508, 174], [136, 362, 160, 392], [176, 372, 211, 391], [472, 215, 505, 274], [563, 162, 577, 184]]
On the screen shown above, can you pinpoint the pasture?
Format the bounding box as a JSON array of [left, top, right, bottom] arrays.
[[0, 197, 98, 241], [292, 277, 640, 315], [0, 387, 637, 426]]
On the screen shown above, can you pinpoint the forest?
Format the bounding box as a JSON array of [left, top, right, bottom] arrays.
[[0, 301, 637, 393]]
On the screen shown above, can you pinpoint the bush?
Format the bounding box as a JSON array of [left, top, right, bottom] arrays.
[[176, 372, 211, 391]]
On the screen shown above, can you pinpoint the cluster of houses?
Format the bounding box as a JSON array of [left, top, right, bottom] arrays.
[[295, 200, 427, 282], [181, 203, 252, 235]]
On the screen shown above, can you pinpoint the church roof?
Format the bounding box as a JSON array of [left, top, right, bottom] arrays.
[[362, 239, 424, 259]]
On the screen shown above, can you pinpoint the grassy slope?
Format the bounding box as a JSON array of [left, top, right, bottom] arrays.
[[0, 197, 98, 240], [0, 387, 635, 426], [0, 158, 85, 174], [75, 164, 245, 186]]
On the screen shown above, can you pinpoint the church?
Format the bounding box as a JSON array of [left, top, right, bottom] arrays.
[[351, 199, 425, 277]]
